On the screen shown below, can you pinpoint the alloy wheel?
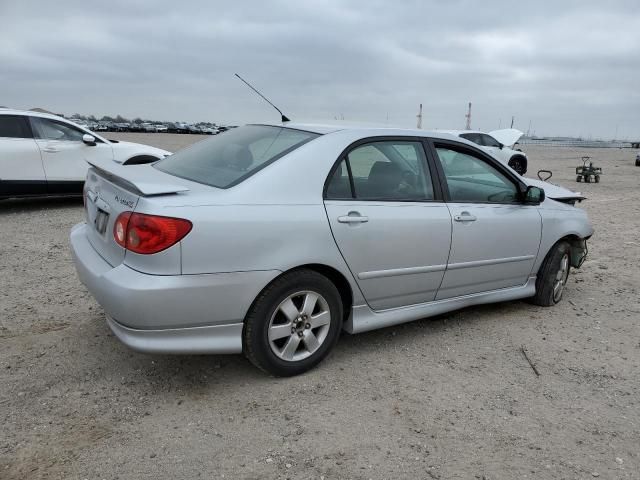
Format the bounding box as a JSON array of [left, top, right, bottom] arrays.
[[552, 253, 570, 302], [267, 291, 332, 362]]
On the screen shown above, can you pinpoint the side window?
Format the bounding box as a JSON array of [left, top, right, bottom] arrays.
[[325, 159, 352, 199], [325, 141, 434, 201], [31, 118, 85, 142], [435, 147, 518, 203], [480, 134, 501, 147], [459, 133, 481, 145], [0, 115, 32, 138]]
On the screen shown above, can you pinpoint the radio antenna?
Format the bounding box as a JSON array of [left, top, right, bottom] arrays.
[[234, 73, 290, 122]]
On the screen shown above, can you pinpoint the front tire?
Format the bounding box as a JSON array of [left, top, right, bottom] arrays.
[[529, 241, 571, 306], [243, 269, 343, 376]]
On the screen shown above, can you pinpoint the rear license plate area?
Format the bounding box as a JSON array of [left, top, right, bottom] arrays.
[[94, 208, 109, 235]]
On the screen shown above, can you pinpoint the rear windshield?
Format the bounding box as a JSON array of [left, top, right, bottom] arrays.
[[154, 125, 319, 188]]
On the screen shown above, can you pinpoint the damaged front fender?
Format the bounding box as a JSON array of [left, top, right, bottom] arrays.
[[569, 238, 589, 268]]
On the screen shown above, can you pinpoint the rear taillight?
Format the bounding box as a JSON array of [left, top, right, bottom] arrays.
[[113, 212, 192, 254]]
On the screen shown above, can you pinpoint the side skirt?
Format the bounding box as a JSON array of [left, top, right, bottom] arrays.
[[345, 276, 537, 334]]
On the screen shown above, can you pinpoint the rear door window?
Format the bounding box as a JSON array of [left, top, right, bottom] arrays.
[[325, 141, 435, 201], [0, 115, 32, 138], [154, 125, 319, 188]]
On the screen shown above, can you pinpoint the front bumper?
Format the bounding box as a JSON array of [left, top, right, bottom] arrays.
[[70, 223, 280, 354]]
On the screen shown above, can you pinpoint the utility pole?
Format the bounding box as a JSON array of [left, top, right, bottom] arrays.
[[464, 102, 472, 130], [510, 116, 515, 128], [416, 103, 423, 129]]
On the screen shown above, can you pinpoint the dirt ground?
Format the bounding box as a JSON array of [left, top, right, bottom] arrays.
[[1, 133, 638, 480]]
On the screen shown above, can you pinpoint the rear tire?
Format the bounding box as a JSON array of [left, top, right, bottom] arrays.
[[576, 175, 582, 182], [243, 269, 343, 376], [529, 241, 571, 307]]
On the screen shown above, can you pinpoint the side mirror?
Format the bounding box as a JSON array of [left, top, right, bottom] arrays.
[[524, 185, 545, 204], [498, 142, 504, 150], [82, 134, 96, 146]]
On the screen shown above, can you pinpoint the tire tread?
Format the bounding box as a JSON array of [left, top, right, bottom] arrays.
[[529, 241, 571, 307]]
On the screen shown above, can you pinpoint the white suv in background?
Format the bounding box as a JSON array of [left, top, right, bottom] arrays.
[[0, 109, 171, 199], [441, 129, 528, 175]]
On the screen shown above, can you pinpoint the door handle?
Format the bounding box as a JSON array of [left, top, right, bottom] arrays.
[[338, 212, 369, 224], [454, 212, 477, 222], [43, 147, 59, 153]]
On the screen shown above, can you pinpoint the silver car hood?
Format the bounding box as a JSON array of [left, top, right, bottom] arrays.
[[524, 177, 585, 201]]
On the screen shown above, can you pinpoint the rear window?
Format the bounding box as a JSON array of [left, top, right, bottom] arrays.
[[154, 125, 319, 188]]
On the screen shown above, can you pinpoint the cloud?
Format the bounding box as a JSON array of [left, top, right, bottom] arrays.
[[1, 0, 638, 138]]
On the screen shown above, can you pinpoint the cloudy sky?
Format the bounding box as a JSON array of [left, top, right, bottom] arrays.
[[1, 1, 639, 138]]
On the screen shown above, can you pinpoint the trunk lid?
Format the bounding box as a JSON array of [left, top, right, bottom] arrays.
[[83, 159, 191, 267]]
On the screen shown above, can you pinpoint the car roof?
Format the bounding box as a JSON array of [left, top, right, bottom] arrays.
[[255, 122, 463, 141], [0, 107, 69, 122], [436, 129, 485, 136], [0, 108, 109, 142]]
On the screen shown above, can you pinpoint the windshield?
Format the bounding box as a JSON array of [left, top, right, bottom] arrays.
[[154, 125, 319, 188]]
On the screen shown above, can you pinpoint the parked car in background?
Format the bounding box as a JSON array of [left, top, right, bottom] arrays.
[[440, 129, 528, 175], [70, 123, 592, 376], [0, 109, 171, 199], [635, 151, 640, 167], [167, 122, 190, 134], [154, 124, 168, 133]]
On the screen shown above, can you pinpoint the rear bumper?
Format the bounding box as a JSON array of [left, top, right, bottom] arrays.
[[106, 315, 243, 354], [70, 222, 280, 353]]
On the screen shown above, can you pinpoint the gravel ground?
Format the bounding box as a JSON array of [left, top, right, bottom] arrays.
[[1, 133, 639, 479]]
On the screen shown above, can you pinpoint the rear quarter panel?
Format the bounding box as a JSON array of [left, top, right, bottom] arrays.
[[172, 203, 367, 305]]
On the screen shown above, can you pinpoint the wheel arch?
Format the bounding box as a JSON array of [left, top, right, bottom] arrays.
[[244, 263, 354, 327], [122, 154, 162, 165], [559, 234, 590, 268], [300, 263, 354, 321], [538, 234, 588, 273], [508, 153, 528, 173]]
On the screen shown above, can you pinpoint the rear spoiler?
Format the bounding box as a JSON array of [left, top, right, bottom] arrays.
[[86, 158, 189, 196]]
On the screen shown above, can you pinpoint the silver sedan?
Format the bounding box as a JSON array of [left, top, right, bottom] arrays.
[[70, 124, 593, 376]]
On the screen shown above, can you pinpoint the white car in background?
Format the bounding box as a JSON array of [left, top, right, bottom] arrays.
[[0, 109, 171, 199], [441, 129, 528, 175]]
